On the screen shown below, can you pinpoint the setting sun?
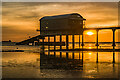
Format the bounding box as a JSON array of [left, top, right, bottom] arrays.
[[87, 32, 94, 35], [88, 53, 92, 55]]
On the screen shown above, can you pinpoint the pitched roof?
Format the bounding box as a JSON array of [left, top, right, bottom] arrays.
[[40, 13, 86, 20]]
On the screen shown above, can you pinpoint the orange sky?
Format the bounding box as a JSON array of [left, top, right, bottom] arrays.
[[2, 2, 119, 42]]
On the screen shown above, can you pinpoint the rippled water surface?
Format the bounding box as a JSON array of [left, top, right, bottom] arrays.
[[1, 43, 120, 78]]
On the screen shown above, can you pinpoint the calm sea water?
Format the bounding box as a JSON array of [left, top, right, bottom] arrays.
[[1, 43, 120, 78]]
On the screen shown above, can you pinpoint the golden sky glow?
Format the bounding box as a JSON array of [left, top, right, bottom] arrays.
[[2, 2, 119, 42]]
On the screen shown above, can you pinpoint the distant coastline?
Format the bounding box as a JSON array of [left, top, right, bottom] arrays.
[[0, 41, 120, 46]]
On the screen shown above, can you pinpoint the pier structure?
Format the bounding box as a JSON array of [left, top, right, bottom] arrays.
[[16, 13, 120, 63], [84, 27, 120, 63]]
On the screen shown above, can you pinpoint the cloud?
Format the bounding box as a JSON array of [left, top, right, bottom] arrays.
[[2, 2, 118, 42]]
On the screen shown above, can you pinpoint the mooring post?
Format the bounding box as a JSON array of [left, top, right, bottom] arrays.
[[96, 29, 99, 63], [72, 34, 75, 49], [48, 36, 50, 56], [112, 28, 116, 63], [54, 35, 56, 56], [60, 35, 62, 50], [79, 35, 80, 48], [66, 35, 69, 50]]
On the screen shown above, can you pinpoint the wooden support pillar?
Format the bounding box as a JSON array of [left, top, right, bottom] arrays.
[[112, 29, 116, 47], [48, 36, 50, 56], [81, 33, 84, 63], [112, 28, 116, 63], [79, 35, 80, 48], [54, 35, 56, 56], [60, 52, 62, 59], [60, 35, 62, 50], [72, 34, 74, 49], [66, 52, 68, 59], [66, 35, 69, 50], [42, 38, 44, 52], [96, 29, 99, 63], [82, 51, 83, 64], [96, 52, 98, 63], [72, 52, 74, 59], [79, 52, 80, 60], [81, 34, 84, 46], [95, 29, 99, 46], [113, 51, 115, 63]]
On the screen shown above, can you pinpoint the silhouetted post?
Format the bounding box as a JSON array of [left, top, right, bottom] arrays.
[[72, 34, 74, 49], [79, 35, 80, 48], [66, 35, 69, 50], [54, 35, 56, 56], [60, 35, 62, 50], [96, 52, 98, 63], [112, 29, 116, 47], [60, 52, 62, 59], [66, 52, 68, 59], [82, 51, 83, 64], [81, 33, 84, 64], [112, 28, 116, 63], [79, 52, 80, 60], [96, 29, 99, 63], [81, 34, 84, 46], [113, 51, 115, 63], [95, 29, 99, 46], [48, 36, 50, 56], [42, 38, 44, 53], [72, 52, 74, 59]]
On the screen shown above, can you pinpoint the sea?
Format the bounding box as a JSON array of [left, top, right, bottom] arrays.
[[1, 42, 120, 79]]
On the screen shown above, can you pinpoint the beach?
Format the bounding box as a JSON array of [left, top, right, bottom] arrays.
[[1, 43, 120, 79]]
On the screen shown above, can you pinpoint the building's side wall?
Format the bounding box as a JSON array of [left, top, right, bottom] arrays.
[[40, 17, 83, 35], [69, 19, 83, 34], [41, 18, 68, 31]]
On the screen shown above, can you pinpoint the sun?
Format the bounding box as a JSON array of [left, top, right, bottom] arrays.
[[88, 53, 92, 55], [87, 32, 94, 35]]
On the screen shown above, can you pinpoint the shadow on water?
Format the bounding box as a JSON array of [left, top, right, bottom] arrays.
[[40, 51, 83, 70]]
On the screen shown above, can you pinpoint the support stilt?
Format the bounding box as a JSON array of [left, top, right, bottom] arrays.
[[96, 52, 98, 63], [66, 35, 69, 50], [60, 52, 62, 59], [54, 35, 56, 56], [81, 34, 84, 46], [82, 51, 83, 64], [60, 35, 62, 50], [72, 35, 74, 49], [48, 36, 50, 56], [96, 29, 99, 63], [79, 35, 80, 48], [72, 52, 74, 59], [66, 52, 68, 59], [42, 38, 44, 53], [95, 29, 99, 46], [112, 28, 116, 63], [79, 52, 80, 60]]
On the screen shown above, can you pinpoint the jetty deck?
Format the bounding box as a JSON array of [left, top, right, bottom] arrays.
[[49, 48, 120, 52]]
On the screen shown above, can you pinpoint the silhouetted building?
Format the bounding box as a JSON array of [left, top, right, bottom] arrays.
[[40, 13, 86, 35]]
